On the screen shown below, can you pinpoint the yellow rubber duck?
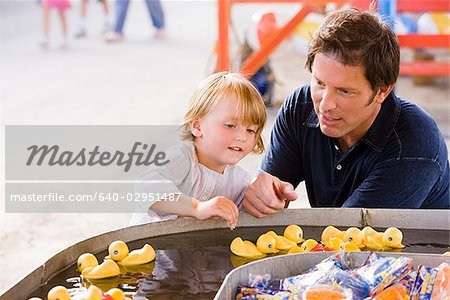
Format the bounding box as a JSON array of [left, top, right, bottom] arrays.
[[362, 227, 385, 250], [80, 285, 103, 300], [77, 253, 99, 272], [47, 286, 71, 300], [340, 242, 361, 252], [343, 227, 364, 248], [82, 260, 120, 280], [321, 226, 344, 245], [382, 227, 405, 249], [325, 237, 344, 251], [123, 261, 155, 275], [229, 254, 260, 268], [82, 275, 120, 293], [283, 225, 305, 244], [106, 288, 132, 300], [299, 239, 318, 252], [230, 237, 265, 258], [108, 241, 130, 261], [287, 245, 303, 254], [256, 233, 279, 254], [118, 244, 156, 266], [266, 231, 297, 250]]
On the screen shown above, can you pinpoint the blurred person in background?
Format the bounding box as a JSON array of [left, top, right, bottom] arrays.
[[75, 0, 113, 38], [40, 0, 71, 48], [105, 0, 166, 42]]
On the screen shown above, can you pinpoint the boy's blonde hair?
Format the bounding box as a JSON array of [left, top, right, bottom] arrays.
[[182, 72, 267, 154]]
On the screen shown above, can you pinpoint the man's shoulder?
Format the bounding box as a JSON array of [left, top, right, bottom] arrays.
[[285, 84, 311, 105], [392, 98, 446, 158], [281, 84, 315, 123], [396, 98, 441, 140]]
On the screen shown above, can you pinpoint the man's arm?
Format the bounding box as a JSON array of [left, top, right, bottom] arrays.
[[343, 158, 448, 208], [243, 88, 308, 217]]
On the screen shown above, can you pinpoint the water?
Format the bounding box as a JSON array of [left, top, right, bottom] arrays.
[[27, 226, 449, 299]]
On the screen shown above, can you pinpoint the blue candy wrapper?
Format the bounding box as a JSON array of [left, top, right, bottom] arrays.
[[235, 285, 291, 299], [354, 256, 413, 296]]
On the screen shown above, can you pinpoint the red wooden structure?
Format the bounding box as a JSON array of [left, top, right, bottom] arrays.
[[215, 0, 449, 77]]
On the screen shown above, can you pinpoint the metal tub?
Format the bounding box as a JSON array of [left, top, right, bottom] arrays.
[[1, 208, 449, 299]]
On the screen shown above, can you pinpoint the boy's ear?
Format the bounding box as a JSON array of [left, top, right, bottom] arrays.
[[189, 119, 202, 137]]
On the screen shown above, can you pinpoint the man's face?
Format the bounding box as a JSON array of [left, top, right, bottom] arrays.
[[310, 53, 385, 150]]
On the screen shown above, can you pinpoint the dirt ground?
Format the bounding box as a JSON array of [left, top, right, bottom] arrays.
[[0, 1, 448, 294]]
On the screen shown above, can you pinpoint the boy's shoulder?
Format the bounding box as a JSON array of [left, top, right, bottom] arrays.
[[165, 142, 195, 160]]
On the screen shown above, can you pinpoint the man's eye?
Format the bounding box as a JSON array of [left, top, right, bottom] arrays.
[[315, 81, 325, 88]]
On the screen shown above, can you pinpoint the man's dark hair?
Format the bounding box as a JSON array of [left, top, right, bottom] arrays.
[[305, 8, 400, 91]]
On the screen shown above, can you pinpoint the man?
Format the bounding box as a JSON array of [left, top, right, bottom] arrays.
[[243, 8, 449, 217]]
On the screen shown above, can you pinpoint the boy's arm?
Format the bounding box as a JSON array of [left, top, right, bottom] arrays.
[[152, 194, 239, 229], [151, 193, 196, 217]]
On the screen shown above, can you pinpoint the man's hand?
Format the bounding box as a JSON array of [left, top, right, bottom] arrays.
[[243, 172, 297, 218]]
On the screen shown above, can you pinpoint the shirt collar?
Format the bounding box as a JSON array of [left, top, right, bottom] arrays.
[[304, 91, 400, 152]]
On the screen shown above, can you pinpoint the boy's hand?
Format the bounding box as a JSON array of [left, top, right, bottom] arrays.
[[193, 196, 239, 229]]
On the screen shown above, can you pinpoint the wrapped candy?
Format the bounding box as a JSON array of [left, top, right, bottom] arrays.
[[301, 284, 353, 300], [235, 285, 291, 299], [354, 256, 413, 296]]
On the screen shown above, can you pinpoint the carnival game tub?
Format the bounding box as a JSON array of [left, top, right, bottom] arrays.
[[1, 208, 449, 299]]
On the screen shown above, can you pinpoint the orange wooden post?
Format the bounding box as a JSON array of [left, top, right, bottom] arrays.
[[397, 0, 449, 12], [216, 0, 231, 72], [240, 6, 313, 77], [400, 62, 450, 76], [398, 35, 450, 48]]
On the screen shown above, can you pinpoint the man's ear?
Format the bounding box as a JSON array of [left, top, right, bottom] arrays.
[[375, 84, 395, 104], [189, 119, 202, 137]]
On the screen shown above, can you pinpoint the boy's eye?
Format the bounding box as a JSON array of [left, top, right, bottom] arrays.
[[225, 124, 235, 128], [246, 128, 256, 134]]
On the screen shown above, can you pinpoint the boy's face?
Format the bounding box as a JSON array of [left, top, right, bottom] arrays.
[[191, 96, 258, 173], [310, 53, 392, 151]]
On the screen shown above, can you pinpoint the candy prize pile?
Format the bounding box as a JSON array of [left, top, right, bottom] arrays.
[[234, 253, 450, 300]]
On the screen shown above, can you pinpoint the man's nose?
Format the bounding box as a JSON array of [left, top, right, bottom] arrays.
[[319, 89, 337, 111]]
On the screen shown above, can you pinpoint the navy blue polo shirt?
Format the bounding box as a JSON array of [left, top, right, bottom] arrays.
[[262, 84, 449, 208]]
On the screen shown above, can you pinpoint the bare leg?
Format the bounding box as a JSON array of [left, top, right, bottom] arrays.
[[80, 0, 88, 18], [41, 6, 50, 47], [102, 0, 112, 33], [102, 0, 110, 15], [58, 10, 69, 48], [76, 0, 88, 37]]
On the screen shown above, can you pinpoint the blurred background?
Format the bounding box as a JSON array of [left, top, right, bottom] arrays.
[[0, 0, 448, 293]]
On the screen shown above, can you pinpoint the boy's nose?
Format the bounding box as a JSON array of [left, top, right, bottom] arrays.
[[235, 129, 247, 142]]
